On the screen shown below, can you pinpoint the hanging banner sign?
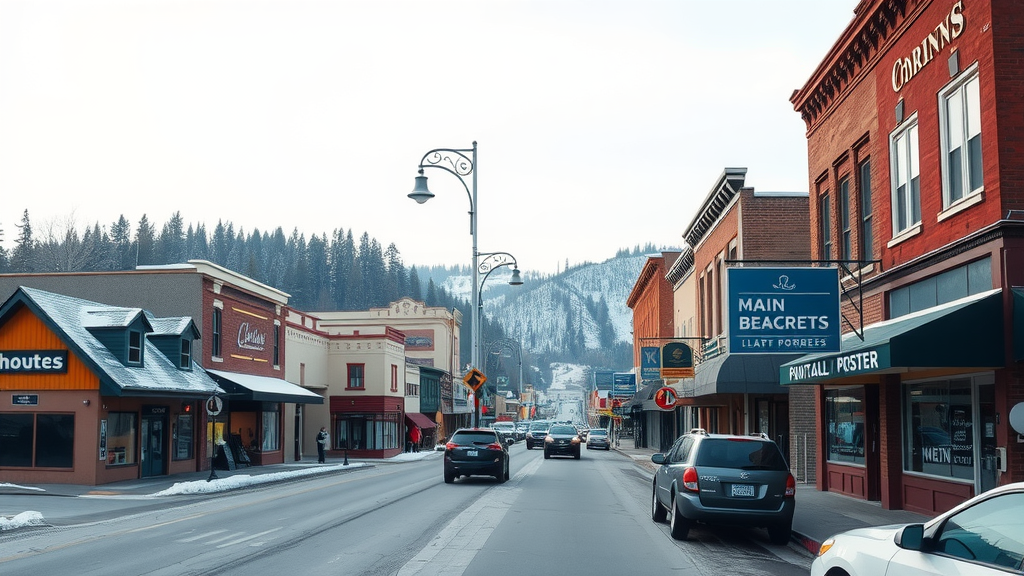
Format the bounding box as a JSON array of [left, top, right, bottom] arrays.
[[640, 347, 661, 381], [728, 267, 841, 354], [661, 342, 694, 378]]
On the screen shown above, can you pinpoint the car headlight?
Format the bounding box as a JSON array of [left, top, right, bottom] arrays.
[[817, 537, 835, 557]]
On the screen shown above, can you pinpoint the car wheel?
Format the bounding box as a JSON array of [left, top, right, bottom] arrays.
[[444, 467, 455, 484], [652, 485, 667, 522], [669, 496, 691, 540], [767, 521, 791, 545], [504, 460, 510, 481]]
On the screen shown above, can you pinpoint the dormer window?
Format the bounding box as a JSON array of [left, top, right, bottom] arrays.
[[128, 330, 143, 364], [180, 339, 192, 369]]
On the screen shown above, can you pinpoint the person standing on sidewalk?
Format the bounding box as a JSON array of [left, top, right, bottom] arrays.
[[410, 426, 421, 452], [316, 426, 329, 463]]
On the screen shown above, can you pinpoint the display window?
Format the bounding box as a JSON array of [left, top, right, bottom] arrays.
[[106, 412, 137, 465], [904, 374, 995, 483], [825, 387, 865, 465], [335, 413, 399, 450], [0, 413, 75, 468]]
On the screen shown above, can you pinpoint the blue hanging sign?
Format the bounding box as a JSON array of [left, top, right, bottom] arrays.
[[728, 267, 841, 354], [640, 347, 661, 381]]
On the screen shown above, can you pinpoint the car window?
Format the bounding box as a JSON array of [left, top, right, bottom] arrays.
[[670, 437, 694, 464], [589, 429, 607, 437], [451, 432, 499, 445], [694, 439, 788, 470], [529, 423, 548, 431], [549, 425, 576, 435], [935, 492, 1024, 569]]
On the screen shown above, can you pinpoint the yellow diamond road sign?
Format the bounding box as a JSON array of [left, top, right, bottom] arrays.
[[463, 368, 487, 392]]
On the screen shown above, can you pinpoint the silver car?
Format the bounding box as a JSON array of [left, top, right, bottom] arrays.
[[651, 429, 795, 544]]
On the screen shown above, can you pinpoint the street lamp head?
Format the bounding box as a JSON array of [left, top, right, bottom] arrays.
[[508, 267, 524, 286], [408, 169, 434, 204]]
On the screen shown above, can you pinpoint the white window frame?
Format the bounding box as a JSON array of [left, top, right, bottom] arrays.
[[939, 63, 983, 211], [889, 113, 921, 240]]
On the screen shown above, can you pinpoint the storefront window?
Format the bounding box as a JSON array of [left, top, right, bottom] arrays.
[[262, 410, 279, 451], [175, 414, 193, 460], [825, 387, 865, 464], [905, 378, 974, 481], [0, 413, 75, 468], [35, 414, 74, 468], [335, 413, 399, 450], [107, 412, 138, 465], [0, 413, 36, 467]]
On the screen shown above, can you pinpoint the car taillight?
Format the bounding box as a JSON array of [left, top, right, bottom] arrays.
[[785, 473, 796, 497], [445, 442, 458, 451], [485, 443, 503, 450], [682, 467, 699, 492]]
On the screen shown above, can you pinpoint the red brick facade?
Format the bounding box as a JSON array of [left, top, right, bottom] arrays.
[[792, 0, 1024, 513]]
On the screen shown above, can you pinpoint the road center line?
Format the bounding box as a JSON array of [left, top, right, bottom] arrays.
[[397, 455, 542, 576]]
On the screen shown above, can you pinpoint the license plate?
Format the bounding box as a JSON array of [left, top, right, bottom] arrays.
[[467, 450, 478, 457], [731, 484, 755, 497]]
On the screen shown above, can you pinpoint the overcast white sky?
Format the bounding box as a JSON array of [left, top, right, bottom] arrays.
[[0, 0, 856, 276]]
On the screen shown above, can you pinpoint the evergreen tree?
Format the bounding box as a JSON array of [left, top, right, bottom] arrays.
[[135, 214, 156, 266], [384, 243, 405, 304], [307, 233, 330, 309], [211, 220, 229, 266], [110, 215, 134, 270], [425, 278, 438, 306], [11, 210, 35, 272], [408, 266, 423, 301], [157, 211, 186, 264]]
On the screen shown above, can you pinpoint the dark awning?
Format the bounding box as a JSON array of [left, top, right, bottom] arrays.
[[692, 353, 797, 396], [621, 381, 660, 410], [405, 412, 437, 429], [206, 369, 324, 404], [781, 289, 1003, 385]]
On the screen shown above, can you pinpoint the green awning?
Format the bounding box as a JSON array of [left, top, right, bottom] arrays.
[[781, 289, 1003, 385]]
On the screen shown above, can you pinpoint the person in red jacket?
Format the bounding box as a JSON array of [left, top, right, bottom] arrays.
[[410, 426, 422, 452]]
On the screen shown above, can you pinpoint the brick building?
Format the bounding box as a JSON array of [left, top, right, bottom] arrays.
[[626, 250, 680, 450], [787, 0, 1024, 514], [669, 168, 811, 464]]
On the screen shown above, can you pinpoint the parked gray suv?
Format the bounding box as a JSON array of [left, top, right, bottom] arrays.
[[650, 429, 795, 544]]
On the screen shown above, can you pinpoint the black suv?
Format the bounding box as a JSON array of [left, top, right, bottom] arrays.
[[650, 429, 795, 544], [443, 428, 510, 484]]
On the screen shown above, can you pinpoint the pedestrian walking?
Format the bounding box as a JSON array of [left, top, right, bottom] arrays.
[[316, 426, 329, 463]]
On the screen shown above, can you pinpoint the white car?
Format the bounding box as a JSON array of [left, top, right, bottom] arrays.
[[811, 482, 1024, 576]]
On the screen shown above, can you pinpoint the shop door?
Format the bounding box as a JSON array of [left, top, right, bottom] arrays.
[[141, 415, 167, 477]]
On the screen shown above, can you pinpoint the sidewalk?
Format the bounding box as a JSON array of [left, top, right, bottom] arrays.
[[611, 437, 930, 554]]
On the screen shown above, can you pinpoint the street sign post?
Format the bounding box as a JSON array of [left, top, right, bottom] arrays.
[[463, 369, 487, 426]]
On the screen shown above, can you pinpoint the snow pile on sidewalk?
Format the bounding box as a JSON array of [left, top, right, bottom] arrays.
[[150, 463, 369, 496]]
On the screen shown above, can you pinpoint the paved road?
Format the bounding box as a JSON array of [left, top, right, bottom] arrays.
[[0, 443, 813, 576]]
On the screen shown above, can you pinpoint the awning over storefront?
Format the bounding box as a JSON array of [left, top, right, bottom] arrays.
[[781, 288, 1003, 385], [206, 369, 324, 404], [405, 412, 437, 429], [692, 353, 797, 396], [623, 381, 661, 410]]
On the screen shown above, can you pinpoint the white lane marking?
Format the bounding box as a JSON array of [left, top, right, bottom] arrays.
[[177, 529, 228, 543], [397, 455, 543, 576], [215, 527, 283, 548]]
